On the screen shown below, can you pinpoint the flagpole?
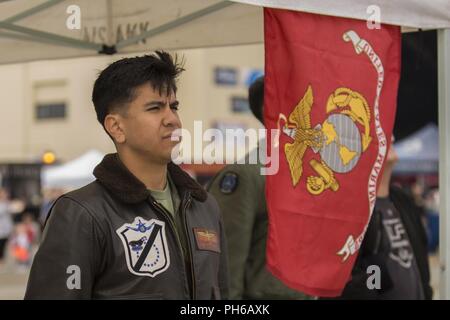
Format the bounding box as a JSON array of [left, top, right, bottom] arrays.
[[438, 28, 450, 300]]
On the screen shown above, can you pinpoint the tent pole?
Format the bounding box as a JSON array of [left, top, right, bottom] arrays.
[[106, 0, 114, 47], [438, 28, 450, 300], [0, 31, 85, 48], [4, 0, 66, 23], [0, 21, 102, 51]]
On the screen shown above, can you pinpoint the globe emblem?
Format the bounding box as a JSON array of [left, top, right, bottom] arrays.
[[277, 84, 371, 195], [318, 113, 362, 173]]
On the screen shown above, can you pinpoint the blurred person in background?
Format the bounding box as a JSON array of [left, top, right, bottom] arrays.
[[0, 188, 13, 271], [10, 223, 32, 271], [410, 180, 426, 213], [9, 212, 40, 272], [38, 188, 65, 227], [208, 77, 310, 300], [329, 139, 433, 299], [424, 188, 439, 253], [9, 197, 26, 225]]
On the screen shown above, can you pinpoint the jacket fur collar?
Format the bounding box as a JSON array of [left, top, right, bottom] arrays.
[[93, 153, 207, 204]]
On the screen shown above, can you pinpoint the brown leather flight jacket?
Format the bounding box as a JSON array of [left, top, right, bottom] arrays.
[[25, 154, 229, 300]]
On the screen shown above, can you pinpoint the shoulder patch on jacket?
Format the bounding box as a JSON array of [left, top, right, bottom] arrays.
[[116, 217, 170, 277], [219, 172, 239, 194]]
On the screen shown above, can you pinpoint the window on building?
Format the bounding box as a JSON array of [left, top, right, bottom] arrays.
[[36, 103, 66, 119], [33, 81, 68, 121]]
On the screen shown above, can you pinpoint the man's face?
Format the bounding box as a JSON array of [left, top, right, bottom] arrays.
[[117, 83, 182, 164]]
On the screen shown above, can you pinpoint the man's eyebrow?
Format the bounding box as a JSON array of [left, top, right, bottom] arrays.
[[144, 100, 179, 108], [144, 101, 165, 107]]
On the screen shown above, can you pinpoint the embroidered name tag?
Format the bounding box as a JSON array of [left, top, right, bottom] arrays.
[[193, 228, 220, 253]]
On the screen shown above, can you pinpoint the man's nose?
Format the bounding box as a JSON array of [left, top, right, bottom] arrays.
[[162, 104, 180, 127]]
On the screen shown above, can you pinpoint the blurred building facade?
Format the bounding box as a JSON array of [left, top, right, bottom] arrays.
[[0, 44, 264, 164]]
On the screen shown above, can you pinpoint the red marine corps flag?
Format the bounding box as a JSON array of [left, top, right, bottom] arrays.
[[264, 8, 401, 297]]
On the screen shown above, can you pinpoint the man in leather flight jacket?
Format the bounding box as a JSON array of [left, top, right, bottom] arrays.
[[25, 51, 229, 300]]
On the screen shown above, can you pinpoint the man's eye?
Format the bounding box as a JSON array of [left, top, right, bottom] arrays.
[[171, 105, 179, 111], [147, 106, 160, 111]]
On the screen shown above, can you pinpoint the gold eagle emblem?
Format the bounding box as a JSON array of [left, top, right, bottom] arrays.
[[278, 85, 372, 196]]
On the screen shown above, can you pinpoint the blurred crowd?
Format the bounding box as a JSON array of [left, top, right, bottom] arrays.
[[0, 187, 64, 273], [0, 178, 442, 285]]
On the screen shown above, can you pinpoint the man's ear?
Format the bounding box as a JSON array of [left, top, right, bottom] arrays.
[[104, 114, 126, 144]]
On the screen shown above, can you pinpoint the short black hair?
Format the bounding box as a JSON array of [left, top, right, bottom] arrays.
[[92, 50, 185, 129], [248, 76, 264, 124]]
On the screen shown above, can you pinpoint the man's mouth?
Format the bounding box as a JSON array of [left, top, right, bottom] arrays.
[[163, 132, 182, 141]]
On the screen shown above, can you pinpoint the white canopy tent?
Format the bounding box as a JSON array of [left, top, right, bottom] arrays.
[[0, 0, 449, 298], [41, 149, 104, 189], [0, 0, 263, 64], [394, 124, 439, 174], [1, 0, 446, 65]]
